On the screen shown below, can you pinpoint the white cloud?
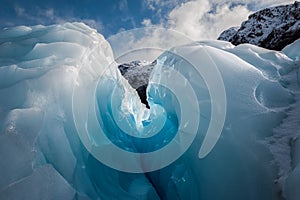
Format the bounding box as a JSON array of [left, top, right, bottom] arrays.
[[167, 0, 211, 39], [166, 0, 252, 40], [108, 27, 193, 62], [208, 4, 251, 36], [141, 18, 153, 26]]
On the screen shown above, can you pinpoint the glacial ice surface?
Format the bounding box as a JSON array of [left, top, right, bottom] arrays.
[[0, 23, 299, 200]]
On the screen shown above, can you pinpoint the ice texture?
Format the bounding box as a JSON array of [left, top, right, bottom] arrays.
[[0, 23, 299, 200], [0, 165, 76, 200]]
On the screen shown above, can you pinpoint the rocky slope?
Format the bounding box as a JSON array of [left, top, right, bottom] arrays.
[[118, 60, 156, 107], [218, 1, 300, 50]]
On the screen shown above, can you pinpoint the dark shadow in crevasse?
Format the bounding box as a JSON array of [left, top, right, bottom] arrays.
[[136, 84, 149, 108]]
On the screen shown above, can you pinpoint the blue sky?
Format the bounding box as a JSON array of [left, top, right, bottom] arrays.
[[0, 0, 185, 37], [0, 0, 294, 39]]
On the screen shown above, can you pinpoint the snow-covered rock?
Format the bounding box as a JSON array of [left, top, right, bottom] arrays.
[[118, 60, 155, 87], [118, 60, 156, 108], [217, 26, 239, 41], [218, 1, 300, 50]]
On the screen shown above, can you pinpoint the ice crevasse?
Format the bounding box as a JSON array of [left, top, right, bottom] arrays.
[[0, 22, 300, 200]]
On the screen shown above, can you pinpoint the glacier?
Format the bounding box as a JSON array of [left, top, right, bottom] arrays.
[[0, 22, 299, 200]]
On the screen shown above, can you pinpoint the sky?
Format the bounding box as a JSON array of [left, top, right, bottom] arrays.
[[0, 0, 296, 40]]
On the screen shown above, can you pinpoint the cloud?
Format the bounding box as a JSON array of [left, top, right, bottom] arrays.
[[140, 0, 251, 41], [108, 27, 194, 63], [13, 5, 103, 32], [143, 0, 180, 11], [167, 0, 252, 40], [142, 0, 189, 22], [141, 0, 296, 40], [119, 0, 129, 12], [141, 19, 152, 26], [14, 6, 25, 16], [227, 0, 295, 9]]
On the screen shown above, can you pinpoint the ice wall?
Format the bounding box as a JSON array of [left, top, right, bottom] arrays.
[[0, 23, 299, 200]]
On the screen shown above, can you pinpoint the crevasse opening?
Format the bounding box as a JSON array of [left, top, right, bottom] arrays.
[[94, 76, 179, 153]]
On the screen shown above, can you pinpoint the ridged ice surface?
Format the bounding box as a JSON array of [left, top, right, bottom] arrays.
[[0, 23, 299, 200]]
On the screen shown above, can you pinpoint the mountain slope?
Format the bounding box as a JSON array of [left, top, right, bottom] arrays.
[[218, 1, 300, 50], [118, 60, 156, 108]]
